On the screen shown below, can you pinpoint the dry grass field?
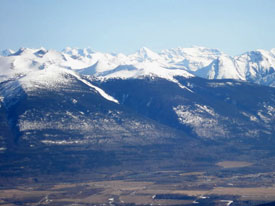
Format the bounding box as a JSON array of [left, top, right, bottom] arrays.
[[216, 161, 253, 169]]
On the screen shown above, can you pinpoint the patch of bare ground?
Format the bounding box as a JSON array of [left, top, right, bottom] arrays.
[[216, 161, 253, 168], [211, 187, 275, 201], [180, 171, 205, 176]]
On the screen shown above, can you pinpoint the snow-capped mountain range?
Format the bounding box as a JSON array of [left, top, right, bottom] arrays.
[[1, 45, 275, 185], [1, 46, 275, 87], [0, 45, 274, 159]]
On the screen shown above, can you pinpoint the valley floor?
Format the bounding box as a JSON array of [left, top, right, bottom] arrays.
[[1, 164, 275, 206]]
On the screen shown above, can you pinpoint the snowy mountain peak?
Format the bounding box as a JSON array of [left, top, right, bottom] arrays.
[[34, 48, 48, 57], [134, 47, 160, 61], [0, 46, 274, 87], [0, 49, 15, 56], [12, 48, 37, 56], [193, 45, 222, 53], [138, 46, 153, 53], [62, 47, 94, 57], [161, 46, 222, 57]]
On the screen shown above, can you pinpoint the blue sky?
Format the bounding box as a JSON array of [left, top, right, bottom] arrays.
[[0, 0, 275, 55]]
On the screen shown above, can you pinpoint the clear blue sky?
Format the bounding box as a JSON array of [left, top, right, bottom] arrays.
[[0, 0, 275, 55]]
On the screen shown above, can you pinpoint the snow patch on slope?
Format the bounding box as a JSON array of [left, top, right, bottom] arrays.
[[173, 104, 228, 138], [68, 71, 119, 104]]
